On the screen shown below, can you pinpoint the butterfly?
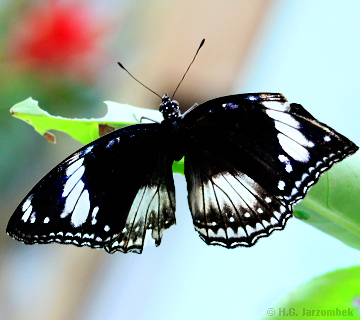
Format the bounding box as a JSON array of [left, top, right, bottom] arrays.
[[7, 90, 358, 253]]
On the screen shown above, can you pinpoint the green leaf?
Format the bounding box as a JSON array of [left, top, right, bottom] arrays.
[[10, 98, 360, 246], [261, 265, 360, 319], [294, 152, 360, 251], [10, 97, 162, 145], [10, 97, 185, 173]]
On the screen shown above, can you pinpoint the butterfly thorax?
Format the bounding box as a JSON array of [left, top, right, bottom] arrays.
[[159, 93, 181, 121], [158, 93, 185, 161]]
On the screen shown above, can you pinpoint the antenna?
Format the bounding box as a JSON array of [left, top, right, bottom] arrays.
[[171, 39, 205, 100], [117, 62, 162, 99]]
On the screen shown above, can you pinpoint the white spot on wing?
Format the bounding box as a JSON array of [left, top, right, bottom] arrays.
[[61, 180, 84, 218], [21, 205, 32, 222], [227, 227, 235, 238], [30, 212, 36, 223], [245, 225, 255, 235], [66, 158, 84, 177], [216, 228, 226, 238], [278, 155, 293, 173], [262, 220, 270, 228], [278, 180, 285, 190], [106, 140, 115, 149], [275, 121, 313, 148], [71, 189, 90, 228], [273, 211, 281, 220], [278, 154, 289, 163], [235, 227, 246, 238], [278, 133, 310, 162], [197, 227, 207, 237], [301, 173, 309, 181], [62, 165, 85, 197], [208, 229, 216, 238], [266, 109, 300, 128], [261, 101, 290, 111], [104, 225, 110, 232], [83, 145, 94, 155], [44, 217, 50, 224], [91, 206, 99, 225], [22, 195, 33, 212]]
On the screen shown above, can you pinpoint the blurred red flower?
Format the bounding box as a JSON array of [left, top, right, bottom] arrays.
[[9, 0, 109, 79]]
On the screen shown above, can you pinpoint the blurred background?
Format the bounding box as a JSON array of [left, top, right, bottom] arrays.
[[1, 0, 360, 319]]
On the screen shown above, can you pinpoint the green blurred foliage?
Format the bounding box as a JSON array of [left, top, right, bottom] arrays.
[[262, 265, 360, 319], [295, 152, 360, 251]]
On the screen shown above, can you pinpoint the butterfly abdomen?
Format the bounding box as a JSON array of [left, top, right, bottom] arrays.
[[160, 117, 185, 162]]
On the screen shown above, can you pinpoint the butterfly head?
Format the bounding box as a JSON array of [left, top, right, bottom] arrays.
[[159, 93, 180, 121]]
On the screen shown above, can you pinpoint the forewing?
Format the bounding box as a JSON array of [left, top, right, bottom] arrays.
[[7, 124, 176, 254], [182, 93, 358, 248]]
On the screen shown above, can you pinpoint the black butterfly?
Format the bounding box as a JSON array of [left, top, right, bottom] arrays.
[[7, 91, 358, 253]]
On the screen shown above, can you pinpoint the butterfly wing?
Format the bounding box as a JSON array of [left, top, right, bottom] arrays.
[[182, 93, 358, 248], [7, 123, 176, 254]]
